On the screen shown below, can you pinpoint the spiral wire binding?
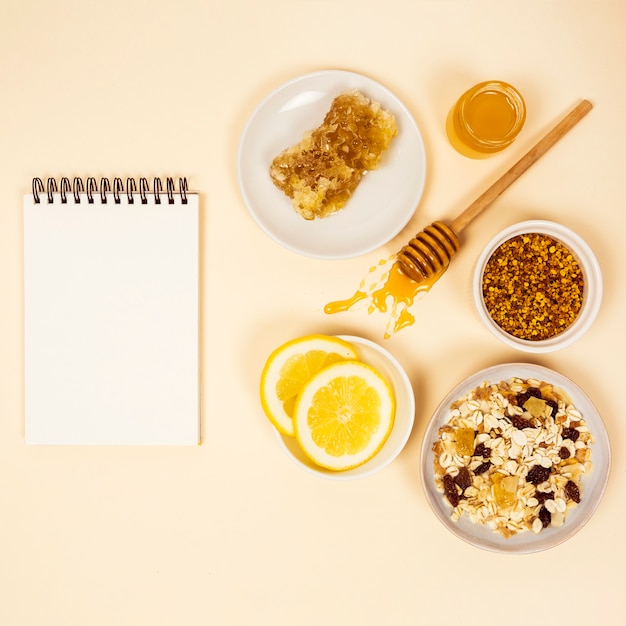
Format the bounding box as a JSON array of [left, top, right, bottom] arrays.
[[32, 177, 189, 205]]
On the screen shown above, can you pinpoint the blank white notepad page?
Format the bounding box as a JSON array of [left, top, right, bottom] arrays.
[[24, 185, 199, 445]]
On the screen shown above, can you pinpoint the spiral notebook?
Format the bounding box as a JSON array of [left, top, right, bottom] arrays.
[[23, 176, 200, 445]]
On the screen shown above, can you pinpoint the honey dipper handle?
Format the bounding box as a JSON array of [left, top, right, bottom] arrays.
[[450, 99, 593, 234]]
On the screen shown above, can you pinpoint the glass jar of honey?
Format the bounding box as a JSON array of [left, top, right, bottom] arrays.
[[446, 80, 526, 158]]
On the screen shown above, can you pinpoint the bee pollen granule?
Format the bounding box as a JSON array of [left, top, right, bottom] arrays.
[[481, 233, 584, 341]]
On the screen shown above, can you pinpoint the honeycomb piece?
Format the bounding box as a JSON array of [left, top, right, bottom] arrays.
[[269, 89, 398, 220]]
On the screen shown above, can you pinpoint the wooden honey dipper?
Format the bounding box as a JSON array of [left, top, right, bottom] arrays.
[[396, 99, 593, 283]]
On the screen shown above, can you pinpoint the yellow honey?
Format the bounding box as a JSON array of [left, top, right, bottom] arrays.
[[446, 80, 526, 158]]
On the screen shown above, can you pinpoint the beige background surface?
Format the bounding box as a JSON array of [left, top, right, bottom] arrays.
[[2, 1, 625, 624]]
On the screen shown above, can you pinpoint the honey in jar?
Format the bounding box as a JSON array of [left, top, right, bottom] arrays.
[[446, 80, 526, 158]]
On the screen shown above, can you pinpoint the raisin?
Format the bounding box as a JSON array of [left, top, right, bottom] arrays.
[[558, 446, 571, 459], [565, 480, 581, 503], [526, 465, 551, 485], [562, 427, 580, 442], [454, 466, 472, 491], [474, 461, 491, 476], [443, 474, 460, 507], [510, 415, 532, 429], [539, 505, 551, 528], [473, 443, 490, 459], [515, 387, 542, 406], [534, 491, 554, 504]]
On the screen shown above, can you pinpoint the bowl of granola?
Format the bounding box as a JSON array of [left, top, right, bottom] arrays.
[[420, 363, 610, 553], [473, 220, 602, 352]]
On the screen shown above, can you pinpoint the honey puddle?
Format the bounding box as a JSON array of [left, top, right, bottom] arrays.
[[324, 256, 446, 338]]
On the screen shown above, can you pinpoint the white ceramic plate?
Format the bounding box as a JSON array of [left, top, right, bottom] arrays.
[[237, 70, 426, 259], [421, 363, 611, 553], [275, 334, 416, 480]]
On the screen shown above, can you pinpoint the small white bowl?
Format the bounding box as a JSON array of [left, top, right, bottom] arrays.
[[421, 363, 611, 554], [473, 220, 602, 353], [274, 335, 415, 480]]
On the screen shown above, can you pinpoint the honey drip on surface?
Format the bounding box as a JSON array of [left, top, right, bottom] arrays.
[[324, 256, 447, 338]]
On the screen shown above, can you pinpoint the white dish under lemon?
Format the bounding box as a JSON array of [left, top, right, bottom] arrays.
[[237, 69, 426, 259], [420, 363, 610, 553], [275, 334, 416, 480]]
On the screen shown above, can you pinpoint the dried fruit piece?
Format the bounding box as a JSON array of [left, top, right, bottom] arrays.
[[545, 399, 558, 416], [443, 474, 460, 507], [454, 467, 472, 491], [474, 461, 491, 476], [510, 415, 533, 430], [473, 442, 490, 458], [523, 396, 548, 418], [516, 387, 542, 406], [565, 480, 581, 503], [526, 465, 551, 485], [558, 446, 571, 459], [493, 473, 518, 509], [562, 427, 580, 442], [535, 491, 554, 505], [455, 428, 475, 456], [539, 505, 552, 528]]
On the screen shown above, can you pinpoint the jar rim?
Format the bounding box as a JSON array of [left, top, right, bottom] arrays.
[[457, 80, 526, 150]]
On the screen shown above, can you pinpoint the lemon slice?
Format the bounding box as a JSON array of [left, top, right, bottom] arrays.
[[260, 335, 359, 436], [293, 360, 395, 470]]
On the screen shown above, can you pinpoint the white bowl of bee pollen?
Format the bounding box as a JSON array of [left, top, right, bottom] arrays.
[[473, 220, 602, 353], [274, 335, 415, 480]]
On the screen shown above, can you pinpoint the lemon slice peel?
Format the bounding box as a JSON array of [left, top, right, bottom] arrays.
[[259, 334, 359, 436], [293, 359, 395, 471]]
